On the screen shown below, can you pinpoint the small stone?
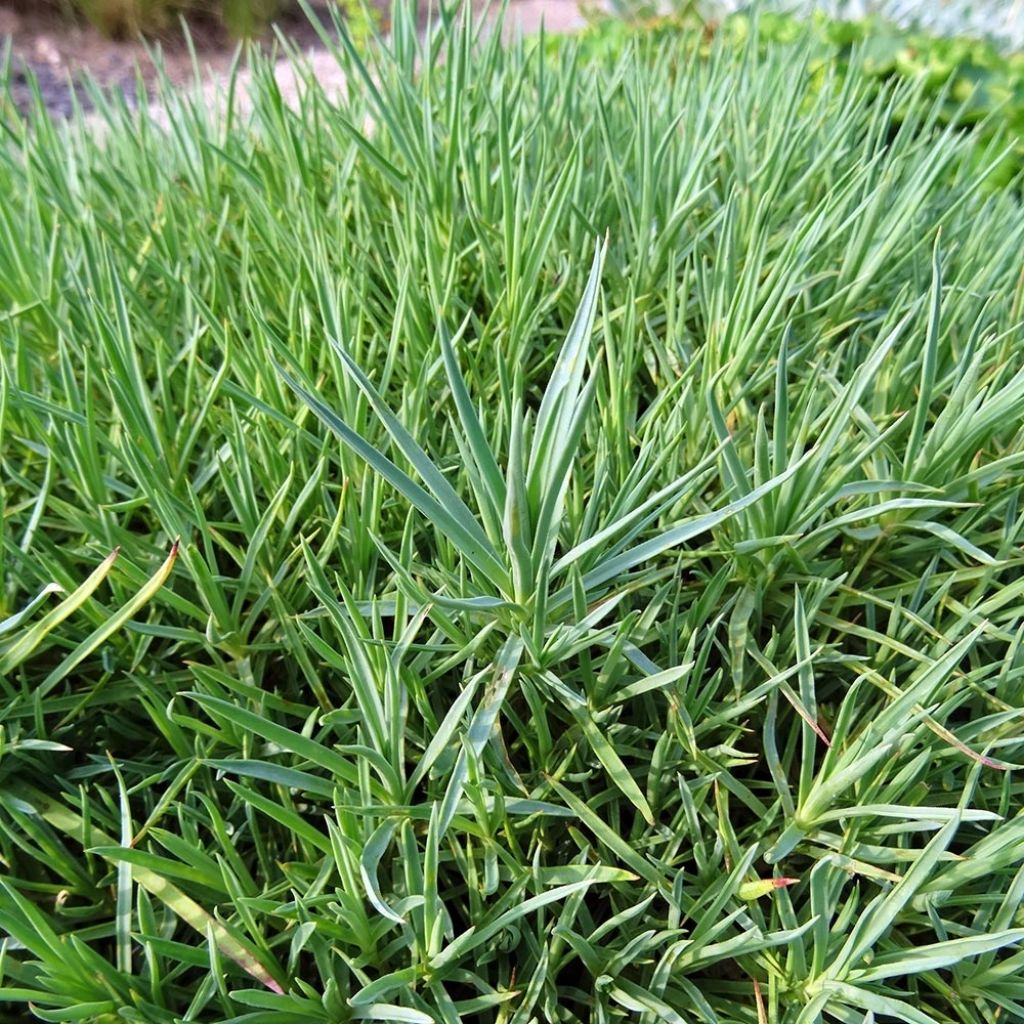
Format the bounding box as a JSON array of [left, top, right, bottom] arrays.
[[33, 36, 63, 67]]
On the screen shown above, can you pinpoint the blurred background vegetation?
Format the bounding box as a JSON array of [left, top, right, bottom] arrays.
[[1, 0, 301, 38]]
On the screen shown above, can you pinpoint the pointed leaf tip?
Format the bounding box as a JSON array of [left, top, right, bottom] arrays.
[[739, 877, 800, 900]]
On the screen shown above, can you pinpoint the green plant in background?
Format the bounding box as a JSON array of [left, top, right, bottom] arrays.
[[576, 7, 1024, 186], [13, 0, 287, 37], [727, 10, 1024, 178], [3, 1, 1024, 1021], [76, 0, 158, 36], [68, 0, 380, 41], [220, 0, 283, 37], [596, 0, 702, 29]]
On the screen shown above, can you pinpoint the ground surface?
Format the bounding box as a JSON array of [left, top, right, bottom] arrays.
[[1, 3, 339, 116]]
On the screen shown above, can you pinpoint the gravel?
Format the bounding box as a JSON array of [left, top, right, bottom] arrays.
[[7, 60, 142, 119]]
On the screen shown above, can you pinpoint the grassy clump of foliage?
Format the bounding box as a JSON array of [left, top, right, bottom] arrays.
[[3, 4, 1024, 1021]]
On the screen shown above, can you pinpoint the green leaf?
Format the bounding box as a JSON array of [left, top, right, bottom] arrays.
[[37, 541, 179, 697], [0, 550, 119, 674], [851, 929, 1024, 983]]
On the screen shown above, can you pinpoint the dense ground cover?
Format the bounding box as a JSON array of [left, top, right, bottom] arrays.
[[3, 4, 1024, 1021]]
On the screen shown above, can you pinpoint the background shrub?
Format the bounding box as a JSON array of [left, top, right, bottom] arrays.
[[4, 0, 292, 37]]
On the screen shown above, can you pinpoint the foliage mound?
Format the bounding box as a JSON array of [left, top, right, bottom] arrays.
[[2, 5, 1024, 1023]]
